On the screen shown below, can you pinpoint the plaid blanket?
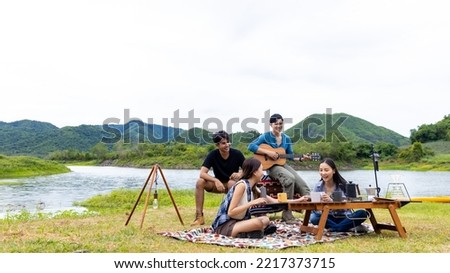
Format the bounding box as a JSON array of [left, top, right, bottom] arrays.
[[158, 220, 372, 250]]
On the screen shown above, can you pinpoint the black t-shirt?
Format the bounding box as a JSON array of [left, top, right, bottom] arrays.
[[202, 148, 245, 183]]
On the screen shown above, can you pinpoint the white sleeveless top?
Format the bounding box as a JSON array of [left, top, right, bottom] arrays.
[[234, 180, 253, 220]]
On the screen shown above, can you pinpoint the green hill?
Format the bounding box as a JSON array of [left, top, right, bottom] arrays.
[[285, 113, 410, 146], [1, 115, 449, 170], [0, 114, 412, 159], [0, 120, 183, 157], [175, 127, 211, 144], [0, 120, 103, 157]]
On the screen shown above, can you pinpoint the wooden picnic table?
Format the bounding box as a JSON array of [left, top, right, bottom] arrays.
[[288, 199, 407, 240]]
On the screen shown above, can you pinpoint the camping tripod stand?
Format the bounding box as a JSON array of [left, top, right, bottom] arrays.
[[125, 164, 184, 228]]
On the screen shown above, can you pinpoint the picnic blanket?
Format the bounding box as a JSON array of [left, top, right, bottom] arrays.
[[158, 220, 372, 250]]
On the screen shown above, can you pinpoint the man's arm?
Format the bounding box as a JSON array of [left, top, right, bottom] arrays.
[[199, 166, 218, 182], [248, 135, 280, 160], [229, 171, 242, 181], [199, 166, 226, 192], [247, 134, 266, 153]]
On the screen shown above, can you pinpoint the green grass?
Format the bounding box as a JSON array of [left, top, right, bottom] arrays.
[[1, 189, 449, 253], [359, 153, 450, 171], [0, 154, 70, 179], [424, 140, 450, 155]]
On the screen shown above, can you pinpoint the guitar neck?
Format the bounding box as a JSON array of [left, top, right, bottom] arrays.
[[254, 145, 320, 170], [255, 144, 321, 162]]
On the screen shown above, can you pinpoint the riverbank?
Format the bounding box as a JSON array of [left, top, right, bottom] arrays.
[[60, 157, 450, 172], [1, 154, 449, 182], [1, 189, 449, 252]]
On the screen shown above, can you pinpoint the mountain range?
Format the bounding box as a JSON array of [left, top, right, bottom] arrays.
[[0, 113, 410, 157]]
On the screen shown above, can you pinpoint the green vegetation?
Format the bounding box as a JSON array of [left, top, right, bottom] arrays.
[[423, 140, 450, 154], [0, 120, 102, 157], [1, 189, 449, 252], [0, 120, 180, 157], [0, 115, 448, 253], [285, 112, 410, 146], [0, 113, 410, 157], [1, 114, 449, 171], [410, 115, 450, 143], [0, 154, 70, 179]]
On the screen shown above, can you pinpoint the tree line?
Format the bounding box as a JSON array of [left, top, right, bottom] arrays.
[[38, 114, 450, 168], [410, 115, 450, 143], [47, 138, 433, 169]]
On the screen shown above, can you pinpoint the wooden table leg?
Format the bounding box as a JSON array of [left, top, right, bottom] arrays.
[[388, 204, 407, 238], [303, 209, 311, 225], [366, 208, 381, 234], [299, 210, 317, 234], [315, 205, 330, 240]]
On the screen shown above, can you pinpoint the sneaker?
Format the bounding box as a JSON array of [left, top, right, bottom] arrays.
[[190, 214, 205, 226], [237, 230, 264, 239], [263, 224, 277, 235], [282, 210, 298, 224], [349, 225, 368, 233]]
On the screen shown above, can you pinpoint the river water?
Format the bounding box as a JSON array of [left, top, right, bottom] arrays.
[[0, 166, 449, 217]]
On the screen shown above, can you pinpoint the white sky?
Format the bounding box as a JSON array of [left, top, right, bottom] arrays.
[[1, 0, 449, 137]]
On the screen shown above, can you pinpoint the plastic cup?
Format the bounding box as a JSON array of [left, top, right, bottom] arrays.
[[311, 192, 322, 202]]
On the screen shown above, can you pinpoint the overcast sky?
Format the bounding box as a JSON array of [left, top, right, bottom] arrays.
[[1, 0, 449, 137]]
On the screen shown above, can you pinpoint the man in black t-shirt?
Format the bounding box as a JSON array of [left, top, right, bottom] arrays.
[[191, 130, 245, 226]]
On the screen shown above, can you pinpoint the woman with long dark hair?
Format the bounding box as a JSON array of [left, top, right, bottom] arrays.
[[310, 158, 369, 232], [211, 157, 308, 238]]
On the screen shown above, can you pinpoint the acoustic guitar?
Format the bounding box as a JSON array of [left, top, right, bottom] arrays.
[[254, 144, 321, 170]]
